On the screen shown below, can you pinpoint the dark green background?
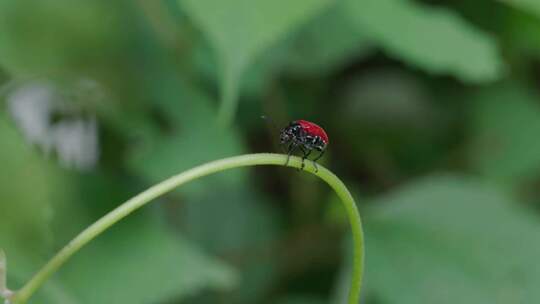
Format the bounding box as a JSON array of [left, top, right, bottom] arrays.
[[2, 0, 540, 303]]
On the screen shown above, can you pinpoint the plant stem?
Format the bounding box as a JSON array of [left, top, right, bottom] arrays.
[[9, 153, 364, 304], [0, 250, 7, 296], [217, 61, 243, 126]]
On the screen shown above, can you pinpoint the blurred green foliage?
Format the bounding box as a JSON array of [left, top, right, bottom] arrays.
[[365, 176, 540, 303], [1, 0, 540, 303]]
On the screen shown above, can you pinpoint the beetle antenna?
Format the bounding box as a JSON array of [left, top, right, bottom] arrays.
[[261, 115, 285, 153], [261, 115, 279, 131]]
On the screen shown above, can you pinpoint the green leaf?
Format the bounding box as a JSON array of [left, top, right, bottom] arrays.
[[179, 0, 333, 123], [192, 37, 291, 100], [181, 189, 281, 303], [286, 1, 373, 76], [503, 9, 540, 55], [127, 85, 246, 196], [365, 176, 540, 303], [0, 110, 239, 303], [0, 112, 61, 276], [0, 0, 124, 76], [498, 0, 540, 19], [182, 190, 280, 254], [0, 111, 93, 302], [344, 0, 503, 83], [48, 214, 238, 304], [36, 169, 238, 304], [335, 69, 451, 173], [127, 81, 283, 302], [469, 83, 540, 183]]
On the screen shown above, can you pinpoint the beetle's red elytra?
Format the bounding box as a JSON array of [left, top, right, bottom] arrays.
[[296, 120, 329, 144], [280, 120, 329, 171]]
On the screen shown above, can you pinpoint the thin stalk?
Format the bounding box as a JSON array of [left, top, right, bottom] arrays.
[[8, 153, 364, 304], [217, 61, 243, 126], [0, 250, 7, 296], [0, 250, 5, 292]]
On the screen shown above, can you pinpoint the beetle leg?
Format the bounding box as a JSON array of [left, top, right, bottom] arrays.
[[297, 146, 306, 171], [300, 148, 312, 171], [312, 149, 325, 173], [285, 143, 297, 167], [312, 149, 325, 162]]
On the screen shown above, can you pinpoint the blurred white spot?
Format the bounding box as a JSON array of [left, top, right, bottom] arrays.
[[7, 83, 55, 151], [51, 117, 99, 170], [6, 80, 100, 170]]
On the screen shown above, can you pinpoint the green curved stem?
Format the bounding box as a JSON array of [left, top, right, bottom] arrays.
[[8, 153, 364, 304]]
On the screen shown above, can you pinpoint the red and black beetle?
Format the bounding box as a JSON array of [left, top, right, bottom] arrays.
[[280, 120, 329, 171]]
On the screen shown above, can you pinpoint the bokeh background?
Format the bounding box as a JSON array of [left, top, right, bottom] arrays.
[[2, 0, 540, 303]]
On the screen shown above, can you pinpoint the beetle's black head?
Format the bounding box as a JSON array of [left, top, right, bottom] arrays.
[[280, 127, 292, 144], [280, 122, 302, 145]]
